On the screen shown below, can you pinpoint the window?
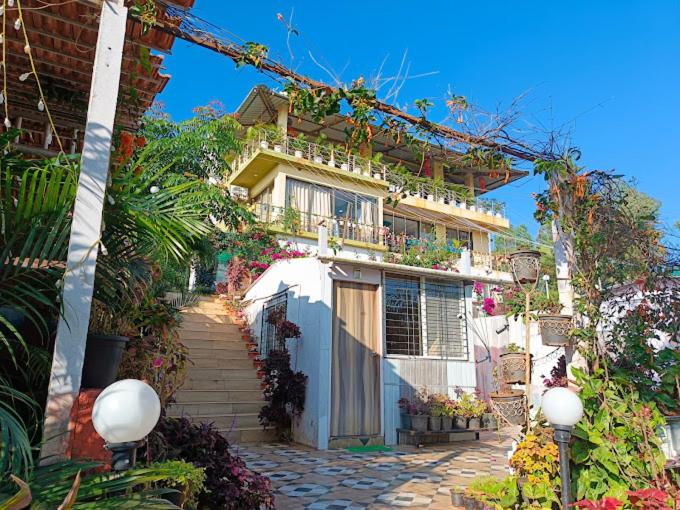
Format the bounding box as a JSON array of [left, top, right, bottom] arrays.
[[384, 274, 468, 359], [285, 178, 378, 241], [385, 275, 422, 355], [260, 291, 288, 357], [446, 228, 473, 250], [424, 280, 467, 358]]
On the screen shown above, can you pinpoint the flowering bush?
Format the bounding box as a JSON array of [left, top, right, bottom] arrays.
[[543, 355, 568, 388]]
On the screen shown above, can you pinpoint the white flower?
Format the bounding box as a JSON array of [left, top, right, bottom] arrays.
[[150, 185, 160, 194], [23, 43, 29, 54], [3, 117, 10, 128], [19, 72, 30, 81], [37, 99, 44, 111], [14, 18, 20, 30]]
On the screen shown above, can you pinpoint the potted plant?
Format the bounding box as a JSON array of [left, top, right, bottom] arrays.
[[489, 389, 526, 426], [397, 397, 412, 429], [499, 343, 527, 384], [538, 314, 573, 347], [153, 459, 206, 508], [483, 402, 498, 430], [451, 487, 466, 507], [508, 250, 542, 284], [371, 152, 384, 179], [442, 398, 455, 431], [82, 300, 132, 389], [289, 133, 307, 158], [427, 393, 447, 431], [466, 394, 487, 429]]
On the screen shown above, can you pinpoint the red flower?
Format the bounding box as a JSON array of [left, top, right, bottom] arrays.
[[573, 497, 624, 510]]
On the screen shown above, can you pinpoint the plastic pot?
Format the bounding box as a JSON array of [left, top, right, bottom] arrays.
[[429, 415, 442, 431], [410, 414, 428, 432], [463, 496, 477, 510], [454, 416, 467, 429], [441, 416, 453, 431], [499, 352, 527, 384], [468, 417, 481, 430], [490, 390, 526, 426], [451, 491, 465, 507], [400, 413, 411, 429], [508, 250, 541, 284], [538, 314, 573, 346], [81, 334, 129, 389]]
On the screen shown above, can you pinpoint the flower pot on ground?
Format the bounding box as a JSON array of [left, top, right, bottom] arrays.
[[489, 390, 526, 426], [82, 334, 129, 388], [451, 490, 465, 507], [429, 415, 442, 431], [508, 250, 541, 284], [442, 416, 453, 431], [538, 314, 573, 346], [463, 496, 477, 510], [454, 416, 467, 429]]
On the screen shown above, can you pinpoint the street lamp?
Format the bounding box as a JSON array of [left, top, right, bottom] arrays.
[[92, 379, 161, 471], [542, 387, 584, 510]]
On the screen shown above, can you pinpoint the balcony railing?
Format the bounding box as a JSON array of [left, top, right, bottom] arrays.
[[234, 129, 507, 220], [234, 129, 389, 181], [253, 203, 382, 245]]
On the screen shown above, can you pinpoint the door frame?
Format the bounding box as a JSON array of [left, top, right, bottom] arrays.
[[329, 278, 383, 440]]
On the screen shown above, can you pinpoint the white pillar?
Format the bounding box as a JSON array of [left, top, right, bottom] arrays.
[[318, 225, 329, 256], [41, 0, 127, 461]]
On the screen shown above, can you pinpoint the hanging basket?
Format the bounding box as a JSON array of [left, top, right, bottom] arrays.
[[490, 390, 526, 426], [499, 352, 527, 384], [508, 250, 541, 285], [538, 314, 573, 346]]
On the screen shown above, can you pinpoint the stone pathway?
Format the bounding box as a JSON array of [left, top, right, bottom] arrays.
[[230, 431, 515, 509]]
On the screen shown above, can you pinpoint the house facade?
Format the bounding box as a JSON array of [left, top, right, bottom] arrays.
[[231, 86, 528, 449]]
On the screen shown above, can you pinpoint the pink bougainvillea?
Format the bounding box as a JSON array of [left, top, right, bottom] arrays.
[[482, 297, 496, 315], [473, 281, 484, 295]]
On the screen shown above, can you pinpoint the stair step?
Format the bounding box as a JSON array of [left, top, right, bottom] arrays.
[[189, 348, 250, 359], [189, 358, 255, 369], [220, 426, 278, 444], [179, 322, 243, 333], [186, 302, 229, 313], [181, 313, 234, 324], [187, 367, 260, 380], [175, 389, 263, 402], [169, 412, 262, 428], [169, 400, 264, 415], [179, 335, 246, 345], [181, 377, 262, 390]]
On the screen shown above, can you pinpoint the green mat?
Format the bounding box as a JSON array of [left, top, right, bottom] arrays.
[[345, 445, 392, 453]]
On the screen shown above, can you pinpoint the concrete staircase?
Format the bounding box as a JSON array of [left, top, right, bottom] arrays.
[[168, 296, 275, 444]]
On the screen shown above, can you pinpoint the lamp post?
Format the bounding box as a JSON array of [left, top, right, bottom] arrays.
[[92, 379, 161, 471], [543, 274, 551, 298], [541, 387, 584, 510]]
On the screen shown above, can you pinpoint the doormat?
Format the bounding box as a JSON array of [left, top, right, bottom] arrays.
[[345, 445, 392, 453]]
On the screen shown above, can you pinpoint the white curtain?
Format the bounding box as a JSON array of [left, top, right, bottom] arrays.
[[286, 178, 332, 231], [357, 197, 376, 242]]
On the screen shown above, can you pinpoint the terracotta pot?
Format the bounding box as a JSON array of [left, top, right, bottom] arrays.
[[441, 416, 453, 431], [454, 416, 467, 429], [538, 314, 573, 346], [410, 414, 428, 432], [508, 250, 541, 284], [490, 391, 526, 426], [429, 416, 442, 431], [499, 352, 527, 384]]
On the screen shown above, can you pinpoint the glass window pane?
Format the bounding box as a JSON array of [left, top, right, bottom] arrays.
[[424, 279, 467, 358], [385, 274, 422, 356], [404, 218, 419, 238]]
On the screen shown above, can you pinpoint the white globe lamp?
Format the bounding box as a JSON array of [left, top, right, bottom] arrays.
[[541, 386, 584, 509], [92, 379, 161, 470]]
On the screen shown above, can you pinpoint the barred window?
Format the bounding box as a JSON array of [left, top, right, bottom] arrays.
[[385, 275, 422, 355], [384, 274, 468, 359], [260, 291, 288, 357], [424, 280, 467, 358]]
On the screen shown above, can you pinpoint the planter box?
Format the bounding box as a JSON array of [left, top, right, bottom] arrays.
[[499, 352, 527, 384], [490, 391, 526, 426], [538, 314, 573, 346]]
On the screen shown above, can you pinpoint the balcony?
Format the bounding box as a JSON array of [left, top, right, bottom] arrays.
[[252, 203, 383, 247], [230, 129, 390, 190]]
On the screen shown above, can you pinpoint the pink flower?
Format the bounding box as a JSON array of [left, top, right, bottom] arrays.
[[473, 281, 484, 295], [482, 297, 496, 315], [152, 357, 163, 368]]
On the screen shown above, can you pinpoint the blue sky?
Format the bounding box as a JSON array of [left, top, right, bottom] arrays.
[[157, 1, 680, 236]]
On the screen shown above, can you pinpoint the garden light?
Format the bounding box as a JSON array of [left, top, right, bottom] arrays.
[[92, 379, 161, 471], [542, 387, 584, 509]]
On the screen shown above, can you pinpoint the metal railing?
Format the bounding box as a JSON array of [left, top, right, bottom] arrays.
[[234, 129, 388, 181], [253, 203, 382, 245]]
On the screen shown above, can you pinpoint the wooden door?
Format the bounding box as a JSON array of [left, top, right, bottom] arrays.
[[331, 281, 381, 437]]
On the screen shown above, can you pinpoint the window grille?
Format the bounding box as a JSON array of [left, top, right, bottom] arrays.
[[385, 274, 422, 355], [260, 291, 288, 357], [424, 279, 468, 359]]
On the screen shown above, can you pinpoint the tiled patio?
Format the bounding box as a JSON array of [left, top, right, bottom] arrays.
[[231, 431, 515, 509]]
